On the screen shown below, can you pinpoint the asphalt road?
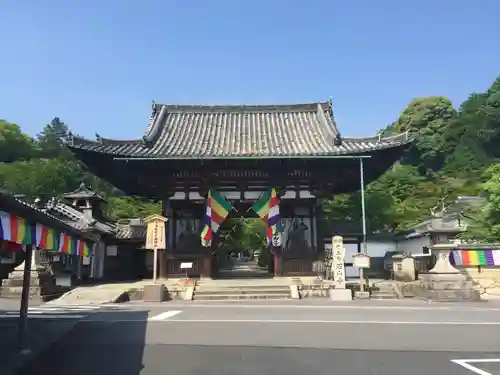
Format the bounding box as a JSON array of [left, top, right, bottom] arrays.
[[13, 300, 500, 375]]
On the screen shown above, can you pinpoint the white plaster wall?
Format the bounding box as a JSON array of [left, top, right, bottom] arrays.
[[397, 236, 430, 256], [344, 243, 360, 278], [366, 241, 398, 257]]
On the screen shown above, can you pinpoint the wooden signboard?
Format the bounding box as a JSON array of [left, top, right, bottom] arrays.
[[353, 253, 371, 269], [144, 214, 168, 283]]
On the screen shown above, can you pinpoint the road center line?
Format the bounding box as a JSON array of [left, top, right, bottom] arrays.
[[148, 310, 183, 321], [126, 303, 500, 311], [155, 319, 500, 325]]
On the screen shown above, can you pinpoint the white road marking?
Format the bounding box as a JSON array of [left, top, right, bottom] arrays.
[[451, 359, 500, 375], [27, 305, 101, 314], [126, 303, 500, 311], [148, 310, 183, 321], [155, 319, 500, 325], [0, 304, 101, 319]]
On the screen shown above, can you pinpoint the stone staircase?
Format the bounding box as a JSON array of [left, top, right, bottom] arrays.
[[193, 279, 291, 301], [369, 281, 404, 300], [217, 261, 270, 279]]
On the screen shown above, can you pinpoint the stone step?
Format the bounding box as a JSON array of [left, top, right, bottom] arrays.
[[193, 293, 291, 301], [217, 271, 270, 276], [195, 288, 290, 296], [370, 292, 400, 300], [195, 283, 288, 289], [219, 269, 268, 273]]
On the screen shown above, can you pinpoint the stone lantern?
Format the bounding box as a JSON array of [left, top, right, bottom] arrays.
[[417, 200, 480, 301]]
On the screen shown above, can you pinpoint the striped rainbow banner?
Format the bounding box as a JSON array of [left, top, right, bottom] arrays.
[[449, 249, 500, 266], [0, 210, 92, 257]]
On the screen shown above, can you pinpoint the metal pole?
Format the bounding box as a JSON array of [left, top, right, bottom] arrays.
[[18, 244, 33, 353], [359, 158, 367, 293], [360, 158, 367, 253]]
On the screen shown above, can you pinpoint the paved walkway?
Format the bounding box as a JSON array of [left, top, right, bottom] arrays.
[[45, 280, 167, 306]]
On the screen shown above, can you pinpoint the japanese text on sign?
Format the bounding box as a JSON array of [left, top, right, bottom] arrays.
[[332, 236, 346, 288]]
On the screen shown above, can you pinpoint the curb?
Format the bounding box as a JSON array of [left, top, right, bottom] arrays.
[[45, 290, 131, 306]]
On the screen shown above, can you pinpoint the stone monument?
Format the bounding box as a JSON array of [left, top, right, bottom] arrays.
[[328, 236, 352, 301], [416, 200, 480, 301]]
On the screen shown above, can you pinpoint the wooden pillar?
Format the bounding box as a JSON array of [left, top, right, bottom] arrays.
[[202, 255, 212, 279], [273, 247, 282, 277], [314, 201, 326, 257], [310, 199, 317, 255], [18, 244, 33, 351]]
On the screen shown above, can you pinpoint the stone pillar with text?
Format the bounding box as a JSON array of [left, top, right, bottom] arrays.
[[328, 236, 352, 301]]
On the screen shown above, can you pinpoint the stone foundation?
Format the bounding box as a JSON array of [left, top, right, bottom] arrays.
[[415, 272, 481, 301], [299, 283, 330, 298], [460, 267, 500, 300]]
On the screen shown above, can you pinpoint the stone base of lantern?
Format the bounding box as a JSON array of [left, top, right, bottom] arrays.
[[412, 244, 482, 302], [417, 272, 481, 302], [0, 269, 57, 301]]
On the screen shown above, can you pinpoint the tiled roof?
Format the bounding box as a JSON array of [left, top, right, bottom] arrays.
[[1, 192, 148, 242], [115, 223, 146, 240], [0, 191, 95, 241], [68, 101, 411, 158], [45, 203, 115, 234]]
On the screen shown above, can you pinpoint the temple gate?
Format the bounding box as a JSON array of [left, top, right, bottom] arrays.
[[66, 100, 410, 279]]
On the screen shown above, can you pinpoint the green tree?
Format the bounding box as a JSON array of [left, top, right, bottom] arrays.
[[460, 163, 500, 242], [105, 196, 161, 221], [0, 120, 36, 162], [0, 158, 81, 199], [36, 117, 72, 159], [394, 97, 456, 172]]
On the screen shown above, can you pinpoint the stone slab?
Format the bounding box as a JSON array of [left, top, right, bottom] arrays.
[[289, 285, 300, 299], [419, 288, 481, 302], [329, 288, 352, 301], [143, 284, 165, 302], [183, 286, 194, 301], [355, 291, 370, 299]]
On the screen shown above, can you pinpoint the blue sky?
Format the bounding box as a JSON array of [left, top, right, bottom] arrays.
[[1, 1, 498, 139]]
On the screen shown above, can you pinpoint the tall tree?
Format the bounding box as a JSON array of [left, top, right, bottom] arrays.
[[36, 117, 71, 159], [394, 97, 457, 172], [0, 120, 36, 162]]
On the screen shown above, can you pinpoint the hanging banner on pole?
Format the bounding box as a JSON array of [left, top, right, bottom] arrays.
[[251, 188, 281, 248], [200, 189, 234, 247]]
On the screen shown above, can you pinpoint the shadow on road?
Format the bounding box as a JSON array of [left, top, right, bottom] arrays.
[[8, 309, 149, 375]]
